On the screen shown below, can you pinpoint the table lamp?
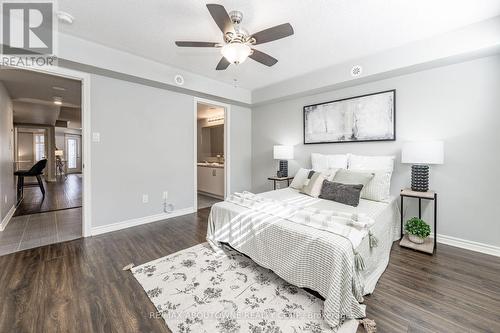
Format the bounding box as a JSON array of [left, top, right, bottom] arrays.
[[273, 145, 294, 177], [401, 141, 444, 192]]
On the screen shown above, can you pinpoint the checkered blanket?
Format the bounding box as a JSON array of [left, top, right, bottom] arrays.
[[207, 192, 367, 331]]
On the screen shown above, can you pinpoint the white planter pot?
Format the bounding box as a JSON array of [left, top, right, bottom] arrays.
[[408, 234, 425, 244]]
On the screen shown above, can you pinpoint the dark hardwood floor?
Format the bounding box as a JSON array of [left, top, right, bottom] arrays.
[[14, 174, 82, 217], [0, 208, 498, 333]]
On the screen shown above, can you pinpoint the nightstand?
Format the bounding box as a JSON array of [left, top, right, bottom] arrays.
[[399, 188, 437, 254], [268, 176, 294, 190]]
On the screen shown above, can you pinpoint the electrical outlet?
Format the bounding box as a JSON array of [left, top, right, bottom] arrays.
[[142, 194, 149, 203], [163, 191, 168, 200]]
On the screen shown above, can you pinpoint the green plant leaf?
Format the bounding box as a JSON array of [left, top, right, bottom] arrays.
[[404, 217, 431, 238]]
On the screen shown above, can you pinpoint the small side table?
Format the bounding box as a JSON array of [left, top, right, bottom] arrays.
[[268, 176, 294, 190], [400, 188, 437, 254]]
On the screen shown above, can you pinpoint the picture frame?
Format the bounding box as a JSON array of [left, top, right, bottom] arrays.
[[303, 90, 396, 144]]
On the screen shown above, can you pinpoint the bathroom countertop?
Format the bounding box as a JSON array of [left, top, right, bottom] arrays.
[[197, 162, 224, 169]]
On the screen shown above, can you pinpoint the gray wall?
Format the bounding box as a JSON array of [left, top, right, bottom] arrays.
[[90, 74, 194, 227], [252, 55, 500, 247], [89, 75, 253, 228], [0, 82, 16, 222], [230, 105, 252, 193]]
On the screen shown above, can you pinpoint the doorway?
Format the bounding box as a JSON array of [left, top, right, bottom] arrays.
[[195, 100, 229, 210], [65, 134, 82, 173], [0, 67, 85, 255]]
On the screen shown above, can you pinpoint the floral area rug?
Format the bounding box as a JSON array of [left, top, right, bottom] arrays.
[[131, 243, 359, 333]]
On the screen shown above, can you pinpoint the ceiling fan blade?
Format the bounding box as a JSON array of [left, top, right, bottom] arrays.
[[175, 41, 220, 47], [251, 23, 294, 45], [249, 49, 278, 67], [216, 57, 231, 70], [206, 4, 234, 34]]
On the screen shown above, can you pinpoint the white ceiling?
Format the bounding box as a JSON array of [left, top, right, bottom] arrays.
[[12, 101, 61, 126], [0, 68, 81, 127], [59, 1, 500, 90]]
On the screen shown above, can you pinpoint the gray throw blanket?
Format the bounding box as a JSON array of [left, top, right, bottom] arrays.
[[207, 196, 367, 331]]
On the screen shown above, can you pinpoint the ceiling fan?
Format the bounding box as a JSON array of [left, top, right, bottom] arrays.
[[175, 4, 294, 70]]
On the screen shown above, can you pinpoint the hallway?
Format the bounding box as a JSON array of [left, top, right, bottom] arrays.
[[0, 207, 81, 256], [14, 174, 82, 217]]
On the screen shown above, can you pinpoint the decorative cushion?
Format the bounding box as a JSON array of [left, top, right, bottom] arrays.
[[332, 169, 375, 187], [290, 168, 312, 189], [311, 153, 348, 172], [319, 180, 364, 207], [300, 172, 327, 198], [348, 154, 395, 202], [358, 169, 393, 202]]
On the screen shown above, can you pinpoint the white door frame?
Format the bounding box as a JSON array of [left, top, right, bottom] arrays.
[[193, 97, 231, 209], [8, 62, 92, 237]]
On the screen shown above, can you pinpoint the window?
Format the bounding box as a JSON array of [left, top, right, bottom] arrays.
[[34, 134, 45, 161], [67, 138, 77, 169]]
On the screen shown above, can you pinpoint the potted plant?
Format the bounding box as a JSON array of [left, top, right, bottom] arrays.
[[404, 217, 431, 244]]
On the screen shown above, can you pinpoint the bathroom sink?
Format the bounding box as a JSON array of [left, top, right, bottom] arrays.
[[197, 162, 224, 167]]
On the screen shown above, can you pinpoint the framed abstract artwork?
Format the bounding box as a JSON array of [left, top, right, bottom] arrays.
[[303, 90, 396, 144]]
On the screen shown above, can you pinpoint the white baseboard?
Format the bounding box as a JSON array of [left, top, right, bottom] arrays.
[[435, 233, 500, 257], [0, 205, 17, 231], [90, 207, 195, 236]]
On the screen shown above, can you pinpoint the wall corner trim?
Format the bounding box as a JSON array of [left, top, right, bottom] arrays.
[[0, 205, 17, 231], [90, 207, 195, 236], [437, 233, 500, 257]]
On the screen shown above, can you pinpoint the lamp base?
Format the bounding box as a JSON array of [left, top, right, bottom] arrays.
[[411, 165, 429, 192], [277, 160, 288, 177]]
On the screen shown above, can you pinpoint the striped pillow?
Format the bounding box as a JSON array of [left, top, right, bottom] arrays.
[[357, 169, 393, 202]]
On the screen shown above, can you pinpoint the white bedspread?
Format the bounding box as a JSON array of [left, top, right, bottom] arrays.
[[207, 188, 400, 330]]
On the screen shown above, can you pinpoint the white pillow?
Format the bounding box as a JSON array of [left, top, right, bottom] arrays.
[[291, 168, 338, 190], [358, 169, 393, 202], [300, 172, 327, 198], [348, 154, 395, 202], [348, 154, 395, 172], [290, 168, 311, 189], [311, 153, 348, 172]]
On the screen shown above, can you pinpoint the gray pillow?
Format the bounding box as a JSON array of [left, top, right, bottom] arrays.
[[332, 169, 374, 187], [319, 180, 364, 207]]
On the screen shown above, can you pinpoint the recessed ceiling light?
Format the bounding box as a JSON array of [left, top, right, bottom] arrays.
[[52, 86, 66, 91], [53, 97, 63, 105], [57, 11, 74, 24]]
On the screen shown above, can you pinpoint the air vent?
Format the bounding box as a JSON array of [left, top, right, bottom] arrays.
[[55, 120, 68, 128]]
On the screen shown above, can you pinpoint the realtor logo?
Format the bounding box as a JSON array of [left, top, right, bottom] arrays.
[[2, 1, 53, 54], [1, 1, 57, 66]]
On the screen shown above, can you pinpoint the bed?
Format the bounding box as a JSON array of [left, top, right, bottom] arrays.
[[206, 187, 400, 330]]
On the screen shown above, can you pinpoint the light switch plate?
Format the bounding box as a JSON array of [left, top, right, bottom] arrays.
[[142, 194, 149, 203], [92, 132, 100, 142]]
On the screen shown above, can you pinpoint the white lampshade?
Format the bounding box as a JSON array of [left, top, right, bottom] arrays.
[[401, 141, 444, 164], [221, 43, 252, 64], [273, 145, 294, 160]]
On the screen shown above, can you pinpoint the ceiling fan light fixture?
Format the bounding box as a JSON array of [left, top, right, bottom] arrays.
[[221, 43, 251, 65]]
